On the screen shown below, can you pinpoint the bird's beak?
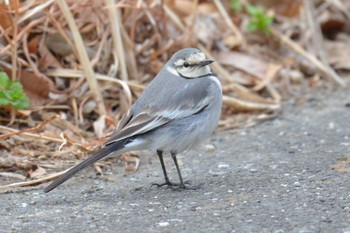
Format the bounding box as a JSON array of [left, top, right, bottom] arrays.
[[199, 59, 214, 67]]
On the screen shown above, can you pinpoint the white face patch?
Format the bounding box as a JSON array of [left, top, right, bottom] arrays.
[[172, 51, 212, 78], [176, 65, 212, 78], [174, 52, 206, 67], [187, 52, 206, 63], [166, 66, 180, 76], [174, 59, 185, 66]]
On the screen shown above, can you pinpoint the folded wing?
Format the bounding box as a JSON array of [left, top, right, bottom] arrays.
[[106, 96, 210, 146]]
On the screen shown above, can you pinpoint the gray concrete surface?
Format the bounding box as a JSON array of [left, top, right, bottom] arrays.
[[1, 85, 350, 233]]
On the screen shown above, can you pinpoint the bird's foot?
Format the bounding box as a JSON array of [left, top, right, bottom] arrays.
[[151, 180, 176, 188], [152, 180, 201, 191], [170, 181, 202, 191]]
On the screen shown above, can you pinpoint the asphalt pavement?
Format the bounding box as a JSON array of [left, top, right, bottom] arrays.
[[1, 85, 350, 233]]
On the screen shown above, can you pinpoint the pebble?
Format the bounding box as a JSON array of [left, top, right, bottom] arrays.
[[328, 122, 335, 129], [205, 144, 216, 152], [21, 203, 28, 208], [158, 222, 169, 227], [218, 164, 229, 168]]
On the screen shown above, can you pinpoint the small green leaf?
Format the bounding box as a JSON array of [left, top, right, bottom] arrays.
[[246, 5, 262, 16], [0, 97, 10, 106], [12, 96, 29, 109], [230, 0, 242, 12], [10, 82, 24, 99], [247, 22, 258, 31], [0, 71, 29, 109], [0, 72, 10, 88], [245, 5, 273, 35]]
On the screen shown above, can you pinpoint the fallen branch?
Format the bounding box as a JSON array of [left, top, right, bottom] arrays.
[[0, 125, 63, 143], [57, 0, 107, 116], [0, 169, 68, 190], [223, 95, 280, 112], [0, 115, 59, 140], [270, 27, 345, 87]]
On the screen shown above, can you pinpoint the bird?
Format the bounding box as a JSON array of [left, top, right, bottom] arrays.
[[44, 47, 222, 193]]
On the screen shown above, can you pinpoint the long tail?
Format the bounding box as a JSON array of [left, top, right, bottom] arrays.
[[44, 140, 125, 193]]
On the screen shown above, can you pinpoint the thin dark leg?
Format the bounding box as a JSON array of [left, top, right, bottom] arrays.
[[157, 150, 170, 184], [151, 150, 173, 187], [171, 151, 186, 189]]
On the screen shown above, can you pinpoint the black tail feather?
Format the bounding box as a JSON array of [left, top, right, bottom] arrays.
[[44, 141, 125, 193]]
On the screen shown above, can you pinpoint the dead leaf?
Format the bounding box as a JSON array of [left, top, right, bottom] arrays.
[[38, 40, 63, 70], [172, 1, 216, 16], [330, 157, 350, 173], [324, 38, 350, 70], [1, 67, 52, 107], [28, 37, 40, 54], [222, 35, 242, 49], [122, 153, 140, 173], [188, 14, 220, 46], [19, 70, 51, 107], [0, 4, 11, 29], [45, 32, 74, 57], [0, 172, 26, 180], [253, 63, 282, 91], [28, 166, 47, 179], [216, 51, 270, 80], [250, 0, 302, 17], [93, 115, 107, 138]]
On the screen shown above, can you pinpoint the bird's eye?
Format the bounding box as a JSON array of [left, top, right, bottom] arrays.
[[183, 62, 189, 68]]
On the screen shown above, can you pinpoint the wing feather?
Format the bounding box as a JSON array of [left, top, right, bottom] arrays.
[[106, 84, 212, 145], [106, 111, 170, 145]]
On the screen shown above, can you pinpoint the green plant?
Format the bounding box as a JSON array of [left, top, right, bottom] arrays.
[[230, 0, 243, 12], [246, 5, 273, 35], [0, 72, 29, 109]]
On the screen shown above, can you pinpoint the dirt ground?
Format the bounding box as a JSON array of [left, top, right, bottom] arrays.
[[1, 83, 350, 233]]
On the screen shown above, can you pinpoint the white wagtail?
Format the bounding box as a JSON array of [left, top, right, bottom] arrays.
[[44, 48, 222, 193]]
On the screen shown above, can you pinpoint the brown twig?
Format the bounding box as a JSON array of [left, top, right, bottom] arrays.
[[304, 0, 329, 71], [0, 115, 59, 140], [223, 96, 280, 112], [0, 125, 63, 143], [45, 68, 135, 102], [270, 27, 345, 86], [0, 169, 68, 190], [213, 0, 244, 47], [105, 0, 128, 81], [57, 0, 107, 116]]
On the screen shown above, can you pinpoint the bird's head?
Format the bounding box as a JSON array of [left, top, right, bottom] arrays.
[[168, 48, 214, 79]]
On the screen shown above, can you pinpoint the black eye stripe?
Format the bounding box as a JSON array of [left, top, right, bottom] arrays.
[[183, 62, 196, 68]]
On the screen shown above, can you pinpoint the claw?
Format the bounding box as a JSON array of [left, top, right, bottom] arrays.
[[151, 181, 175, 188], [151, 180, 202, 191]]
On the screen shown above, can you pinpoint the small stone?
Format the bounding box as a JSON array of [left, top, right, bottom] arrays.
[[21, 203, 28, 208], [205, 144, 216, 152], [82, 100, 97, 114], [294, 182, 301, 187], [158, 222, 169, 227], [240, 131, 247, 136], [218, 164, 229, 168]]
